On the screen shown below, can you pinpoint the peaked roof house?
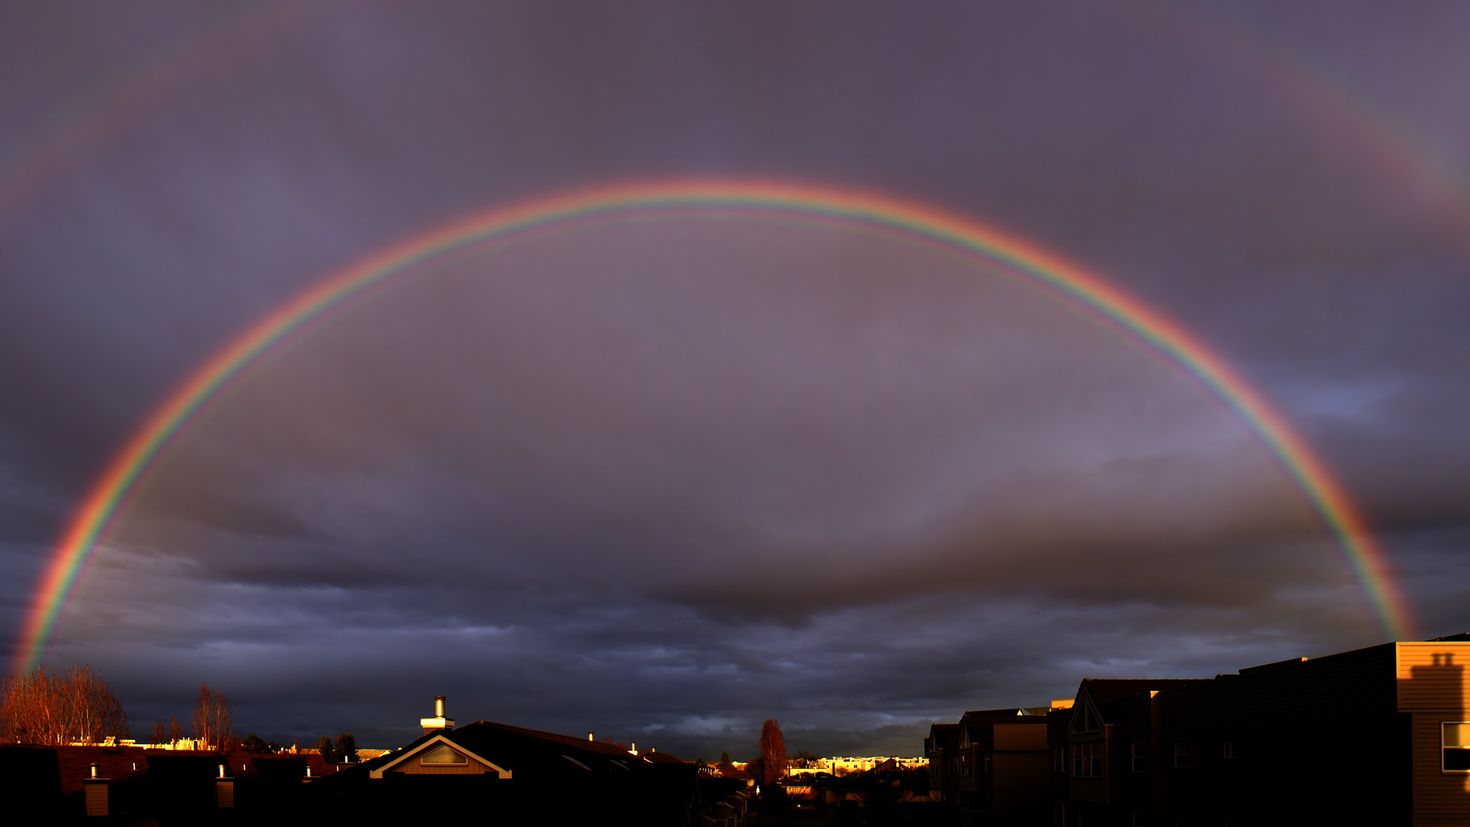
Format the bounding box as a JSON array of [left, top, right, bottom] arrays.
[[924, 722, 961, 806], [1043, 635, 1470, 827], [954, 707, 1051, 827], [1049, 678, 1208, 827], [306, 698, 699, 826], [1158, 637, 1470, 826]]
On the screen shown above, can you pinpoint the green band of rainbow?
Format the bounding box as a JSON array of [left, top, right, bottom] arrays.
[[15, 178, 1415, 675]]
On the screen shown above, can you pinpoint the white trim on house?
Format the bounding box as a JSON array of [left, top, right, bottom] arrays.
[[369, 734, 512, 780]]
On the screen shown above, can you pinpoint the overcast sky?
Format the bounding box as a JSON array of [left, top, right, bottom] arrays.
[[2, 1, 1468, 759]]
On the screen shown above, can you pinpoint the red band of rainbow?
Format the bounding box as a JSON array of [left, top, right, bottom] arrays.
[[14, 178, 1415, 675]]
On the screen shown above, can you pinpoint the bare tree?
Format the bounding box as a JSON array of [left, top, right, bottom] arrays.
[[0, 665, 128, 745], [191, 683, 235, 752], [759, 719, 787, 786]]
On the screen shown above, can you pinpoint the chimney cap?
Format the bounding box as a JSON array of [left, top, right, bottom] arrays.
[[421, 695, 454, 733]]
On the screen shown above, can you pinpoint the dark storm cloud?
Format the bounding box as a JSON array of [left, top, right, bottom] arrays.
[[3, 0, 1469, 758]]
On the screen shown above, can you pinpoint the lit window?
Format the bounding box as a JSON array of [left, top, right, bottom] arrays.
[[1445, 723, 1470, 773]]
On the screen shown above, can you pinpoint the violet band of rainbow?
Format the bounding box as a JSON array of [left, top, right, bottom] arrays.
[[14, 178, 1415, 675]]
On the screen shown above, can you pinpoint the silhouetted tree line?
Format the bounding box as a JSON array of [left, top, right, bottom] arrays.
[[317, 731, 359, 763]]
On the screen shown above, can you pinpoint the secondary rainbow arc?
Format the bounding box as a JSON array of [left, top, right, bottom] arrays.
[[14, 178, 1415, 676]]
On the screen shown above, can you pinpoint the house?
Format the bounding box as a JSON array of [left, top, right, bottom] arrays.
[[1049, 678, 1208, 827], [924, 721, 961, 805], [1045, 634, 1470, 826], [0, 743, 338, 822], [953, 707, 1051, 826], [1157, 636, 1470, 826], [305, 698, 701, 826]]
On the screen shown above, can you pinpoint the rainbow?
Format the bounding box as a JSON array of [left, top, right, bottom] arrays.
[[0, 2, 340, 225], [14, 178, 1416, 675]]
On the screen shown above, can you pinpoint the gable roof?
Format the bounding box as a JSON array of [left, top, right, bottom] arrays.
[[1067, 678, 1211, 734], [957, 708, 1035, 744], [369, 732, 511, 779], [351, 720, 651, 784]]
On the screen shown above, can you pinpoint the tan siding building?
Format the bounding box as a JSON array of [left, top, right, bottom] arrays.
[[1397, 642, 1469, 824]]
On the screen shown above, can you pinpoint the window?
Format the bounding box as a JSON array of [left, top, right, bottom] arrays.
[[1073, 743, 1102, 778], [983, 754, 992, 774], [1173, 742, 1191, 769], [1445, 723, 1470, 773], [1222, 739, 1234, 760], [1131, 741, 1146, 773], [1053, 747, 1066, 773], [420, 744, 467, 766], [1072, 702, 1103, 734], [959, 753, 970, 777]]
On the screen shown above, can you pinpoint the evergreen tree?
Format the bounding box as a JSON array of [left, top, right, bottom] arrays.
[[334, 731, 359, 763], [317, 735, 336, 763]]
